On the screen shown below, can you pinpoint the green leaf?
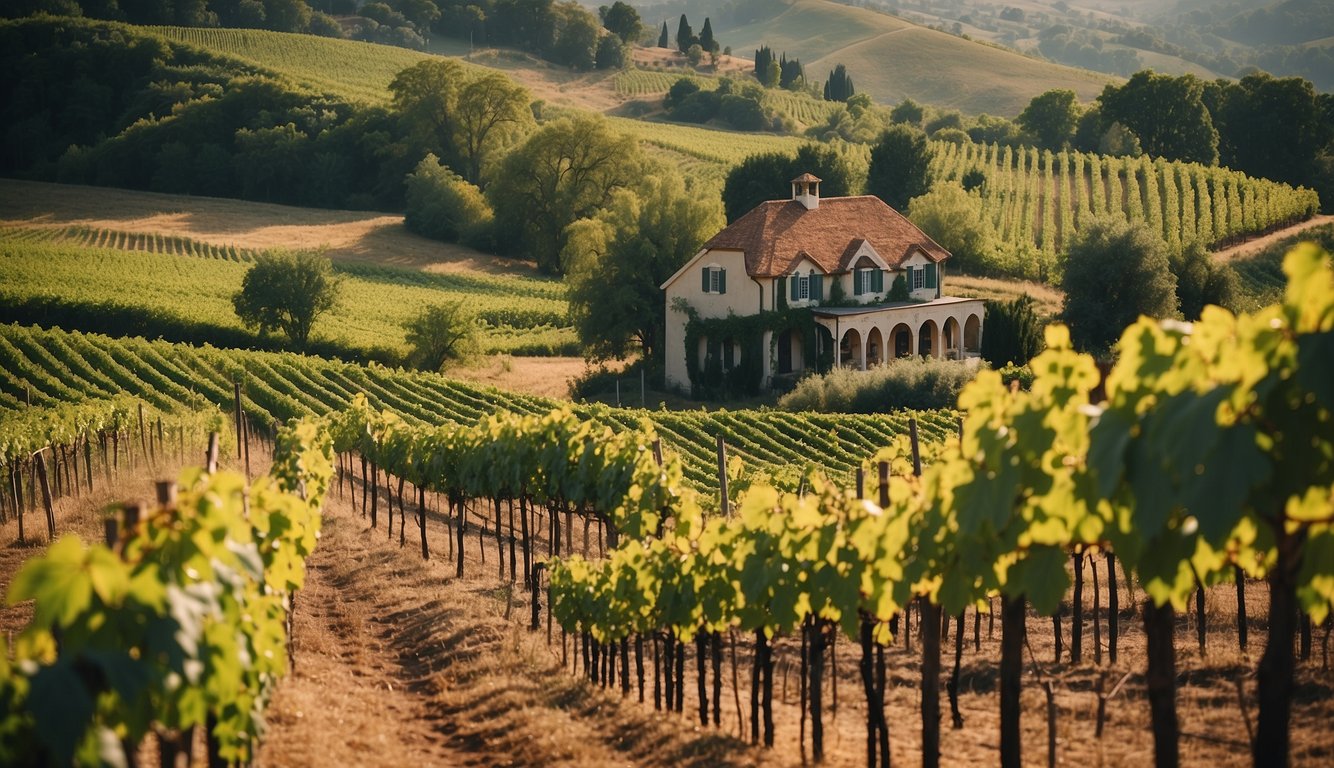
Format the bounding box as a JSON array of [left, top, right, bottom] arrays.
[[9, 536, 93, 629], [1005, 546, 1069, 616], [27, 658, 94, 767]]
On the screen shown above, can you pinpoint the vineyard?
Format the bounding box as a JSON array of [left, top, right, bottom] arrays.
[[0, 226, 576, 358], [0, 323, 958, 493], [613, 67, 838, 127], [926, 141, 1321, 280], [0, 246, 1331, 766]]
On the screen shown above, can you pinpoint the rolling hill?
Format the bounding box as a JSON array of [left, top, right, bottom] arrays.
[[712, 0, 1114, 116]]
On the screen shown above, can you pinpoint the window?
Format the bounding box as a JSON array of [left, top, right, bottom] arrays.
[[701, 265, 727, 294], [798, 274, 809, 300], [858, 269, 881, 295], [912, 266, 925, 290]]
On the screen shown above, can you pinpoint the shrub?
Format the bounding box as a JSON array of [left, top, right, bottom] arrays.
[[777, 356, 980, 413], [906, 182, 999, 274], [1061, 217, 1177, 354], [403, 154, 494, 248], [980, 295, 1043, 367]]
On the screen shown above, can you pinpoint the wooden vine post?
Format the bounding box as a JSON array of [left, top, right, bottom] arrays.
[[911, 418, 942, 768], [34, 449, 56, 540]]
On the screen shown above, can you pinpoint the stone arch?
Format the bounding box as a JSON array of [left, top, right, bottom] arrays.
[[964, 314, 982, 354], [840, 327, 864, 369], [891, 323, 913, 358], [943, 317, 961, 359], [866, 327, 884, 367], [918, 319, 940, 359]]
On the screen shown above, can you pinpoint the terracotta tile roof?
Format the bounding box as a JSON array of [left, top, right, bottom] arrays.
[[702, 195, 951, 278], [790, 172, 823, 183]]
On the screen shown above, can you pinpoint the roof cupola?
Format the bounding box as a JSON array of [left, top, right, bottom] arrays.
[[791, 172, 821, 210]]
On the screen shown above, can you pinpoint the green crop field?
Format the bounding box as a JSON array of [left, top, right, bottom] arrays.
[[0, 227, 575, 358], [0, 323, 957, 490], [155, 26, 446, 104]]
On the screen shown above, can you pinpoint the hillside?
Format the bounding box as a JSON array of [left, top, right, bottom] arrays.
[[713, 0, 1114, 115]]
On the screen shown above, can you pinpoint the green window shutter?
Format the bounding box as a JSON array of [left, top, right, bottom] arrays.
[[853, 269, 863, 296], [905, 266, 914, 290], [872, 269, 884, 293], [790, 274, 800, 300], [702, 267, 711, 292], [925, 262, 937, 289], [810, 274, 823, 303], [719, 268, 727, 294]]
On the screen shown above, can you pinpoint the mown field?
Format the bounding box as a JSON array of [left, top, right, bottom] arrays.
[[717, 0, 1114, 116]]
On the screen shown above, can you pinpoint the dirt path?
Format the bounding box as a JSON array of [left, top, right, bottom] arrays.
[[1212, 214, 1334, 261], [256, 531, 466, 767]]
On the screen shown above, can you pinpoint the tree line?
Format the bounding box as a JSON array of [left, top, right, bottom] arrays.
[[5, 0, 640, 70]]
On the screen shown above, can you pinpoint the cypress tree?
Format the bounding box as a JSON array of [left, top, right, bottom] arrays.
[[699, 17, 718, 52], [658, 21, 668, 49], [823, 64, 854, 102], [676, 14, 694, 53]]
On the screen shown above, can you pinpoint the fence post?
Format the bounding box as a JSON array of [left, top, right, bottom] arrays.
[[34, 450, 56, 540]]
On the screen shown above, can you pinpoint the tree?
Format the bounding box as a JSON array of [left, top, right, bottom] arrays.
[[1016, 89, 1080, 151], [721, 143, 859, 222], [599, 1, 643, 44], [455, 72, 533, 184], [658, 21, 669, 48], [676, 14, 694, 53], [1097, 71, 1219, 164], [389, 59, 466, 170], [890, 98, 924, 126], [233, 250, 341, 348], [698, 17, 718, 53], [866, 124, 934, 210], [487, 114, 643, 274], [1210, 72, 1329, 190], [595, 34, 628, 69], [779, 54, 804, 89], [823, 63, 854, 102], [548, 4, 599, 70], [403, 301, 478, 371], [906, 182, 998, 274], [1060, 218, 1177, 354], [980, 295, 1043, 367], [754, 45, 776, 87], [563, 168, 724, 361], [1098, 122, 1142, 157], [403, 154, 494, 247], [1169, 241, 1238, 320]]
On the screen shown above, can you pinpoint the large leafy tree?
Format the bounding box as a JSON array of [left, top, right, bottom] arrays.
[[1208, 72, 1330, 191], [1016, 89, 1080, 151], [563, 168, 724, 361], [599, 1, 643, 43], [1097, 71, 1219, 164], [389, 58, 467, 170], [865, 124, 934, 210], [721, 143, 859, 222], [1060, 218, 1177, 354], [487, 114, 643, 274], [455, 72, 533, 184], [233, 251, 341, 348]]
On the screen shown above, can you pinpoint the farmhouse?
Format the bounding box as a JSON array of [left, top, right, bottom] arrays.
[[662, 174, 985, 395]]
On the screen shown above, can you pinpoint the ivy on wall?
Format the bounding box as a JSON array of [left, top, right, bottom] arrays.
[[674, 298, 832, 399]]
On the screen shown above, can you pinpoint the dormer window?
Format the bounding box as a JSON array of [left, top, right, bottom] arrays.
[[702, 265, 727, 294], [912, 266, 925, 290], [853, 267, 884, 296], [789, 270, 824, 303]]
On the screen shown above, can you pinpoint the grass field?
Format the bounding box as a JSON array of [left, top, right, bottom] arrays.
[[718, 0, 1114, 116]]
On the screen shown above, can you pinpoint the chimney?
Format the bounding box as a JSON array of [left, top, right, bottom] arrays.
[[790, 172, 821, 210]]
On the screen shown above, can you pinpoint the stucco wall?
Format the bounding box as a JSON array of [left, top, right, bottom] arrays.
[[663, 249, 756, 391]]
